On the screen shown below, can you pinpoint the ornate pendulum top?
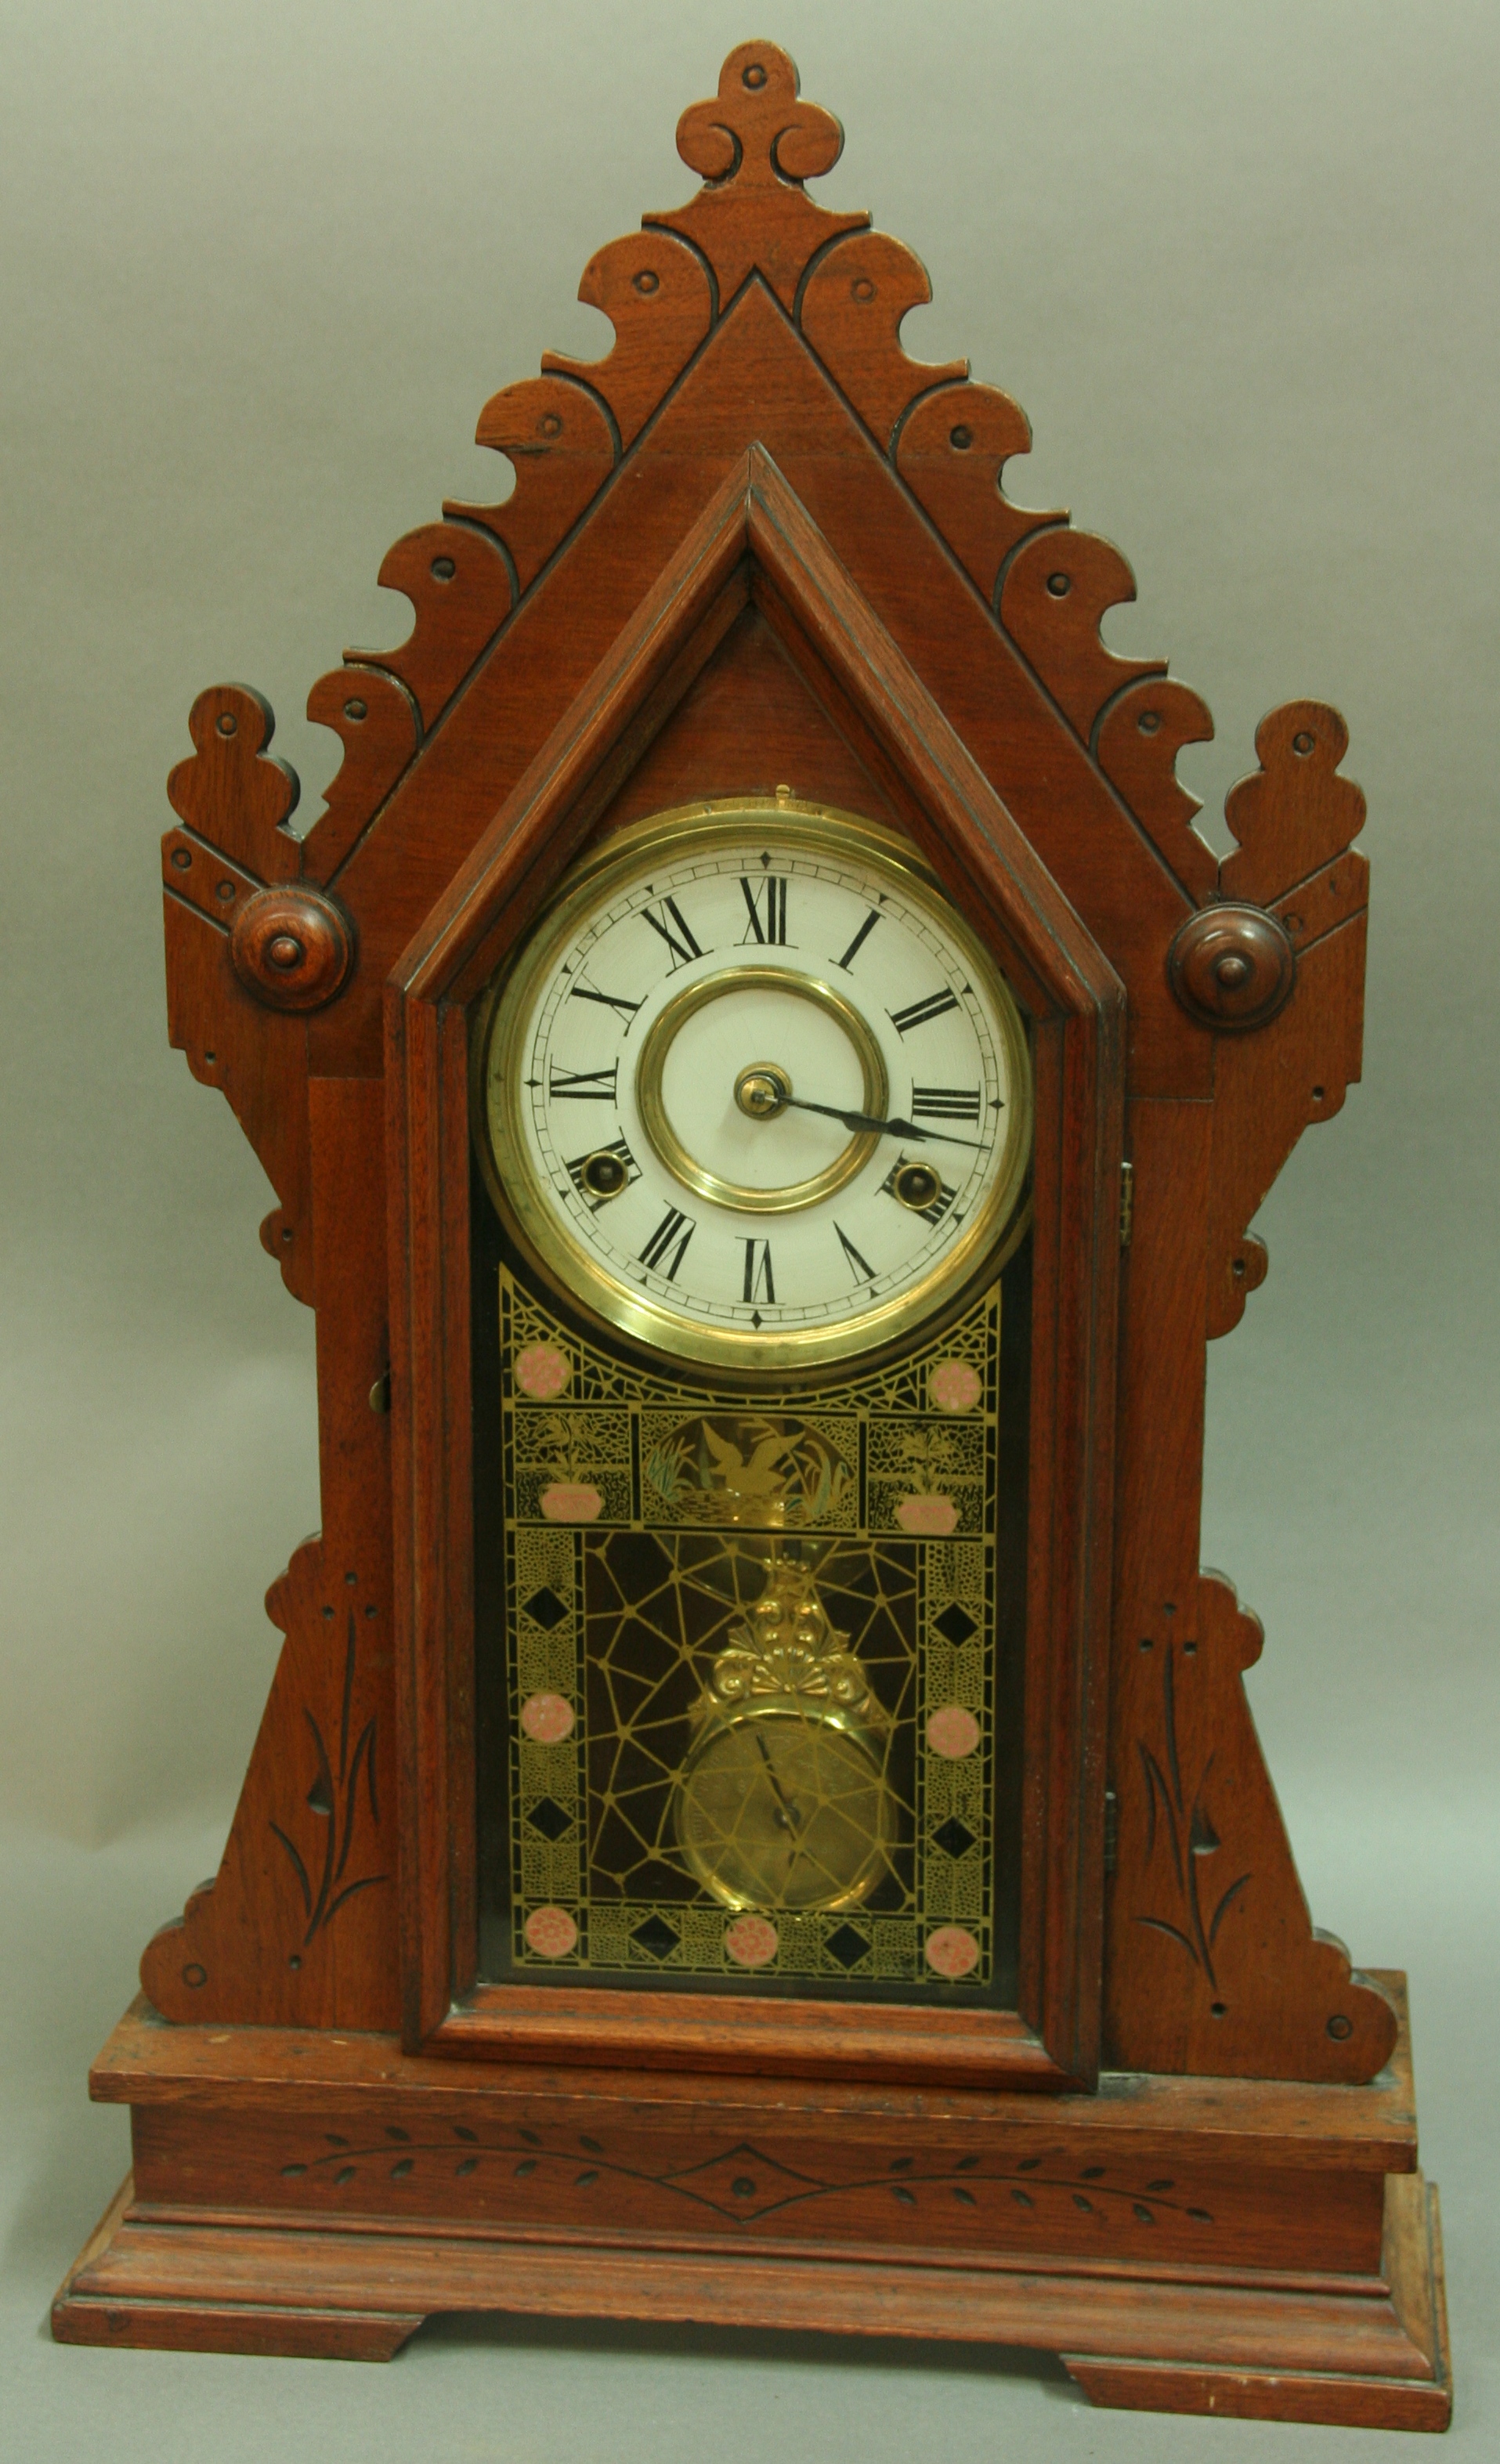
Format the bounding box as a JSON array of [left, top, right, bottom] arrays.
[[704, 1559, 878, 1722]]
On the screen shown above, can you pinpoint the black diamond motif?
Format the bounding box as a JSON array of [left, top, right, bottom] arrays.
[[631, 1913, 680, 1960], [526, 1797, 573, 1842], [933, 1815, 977, 1859], [934, 1602, 977, 1647], [523, 1586, 568, 1631], [825, 1924, 870, 1970]]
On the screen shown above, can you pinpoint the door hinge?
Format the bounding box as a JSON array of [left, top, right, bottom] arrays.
[[1119, 1160, 1133, 1250]]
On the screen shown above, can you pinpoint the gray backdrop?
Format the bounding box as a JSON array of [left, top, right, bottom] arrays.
[[3, 0, 1495, 2455]]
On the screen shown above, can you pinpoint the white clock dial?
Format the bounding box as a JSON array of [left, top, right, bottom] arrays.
[[476, 801, 1032, 1371]]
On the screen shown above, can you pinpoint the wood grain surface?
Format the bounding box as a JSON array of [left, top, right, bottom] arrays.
[[85, 38, 1436, 2424]]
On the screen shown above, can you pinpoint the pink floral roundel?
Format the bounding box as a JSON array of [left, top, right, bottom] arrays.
[[924, 1924, 980, 1979], [895, 1493, 959, 1537], [524, 1906, 578, 1959], [520, 1692, 575, 1744], [931, 1359, 981, 1414], [724, 1915, 779, 1970], [927, 1704, 981, 1761], [540, 1481, 602, 1523], [515, 1342, 570, 1400]]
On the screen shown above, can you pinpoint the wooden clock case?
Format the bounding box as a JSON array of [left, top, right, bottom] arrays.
[[54, 43, 1450, 2431]]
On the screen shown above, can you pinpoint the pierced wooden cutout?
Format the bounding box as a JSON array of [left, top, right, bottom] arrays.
[[64, 42, 1444, 2433]]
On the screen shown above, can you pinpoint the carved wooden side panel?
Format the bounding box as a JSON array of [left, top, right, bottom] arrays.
[[143, 1080, 399, 2029], [1106, 1575, 1396, 2079], [1205, 704, 1370, 1338], [1105, 714, 1375, 2076], [162, 685, 317, 1302]]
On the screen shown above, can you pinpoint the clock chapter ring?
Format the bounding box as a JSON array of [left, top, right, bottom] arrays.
[[634, 964, 889, 1216]]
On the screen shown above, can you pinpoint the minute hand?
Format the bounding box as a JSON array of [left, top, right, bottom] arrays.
[[779, 1094, 989, 1154]]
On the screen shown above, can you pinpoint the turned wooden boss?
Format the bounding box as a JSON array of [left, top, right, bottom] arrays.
[[1169, 901, 1296, 1029], [230, 885, 354, 1010]]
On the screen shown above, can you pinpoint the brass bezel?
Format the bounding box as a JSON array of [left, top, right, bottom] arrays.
[[472, 798, 1034, 1376], [635, 964, 887, 1214]]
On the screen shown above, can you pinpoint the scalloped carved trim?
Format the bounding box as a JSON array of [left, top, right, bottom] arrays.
[[350, 520, 513, 728], [896, 382, 1059, 598], [300, 665, 418, 885], [167, 685, 302, 884], [1000, 528, 1166, 740], [1222, 699, 1368, 909], [648, 41, 866, 310], [1097, 679, 1220, 905], [450, 374, 616, 591], [1107, 1570, 1397, 2081], [799, 231, 967, 453], [542, 230, 714, 449]]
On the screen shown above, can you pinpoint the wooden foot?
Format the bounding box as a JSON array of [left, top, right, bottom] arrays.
[[1063, 2354, 1451, 2433], [1064, 2177, 1452, 2431], [52, 2176, 424, 2363]]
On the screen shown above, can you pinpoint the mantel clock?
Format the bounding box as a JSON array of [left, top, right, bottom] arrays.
[[56, 42, 1451, 2433]]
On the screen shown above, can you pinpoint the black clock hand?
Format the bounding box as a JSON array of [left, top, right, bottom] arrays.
[[776, 1093, 989, 1154], [754, 1731, 802, 1834]]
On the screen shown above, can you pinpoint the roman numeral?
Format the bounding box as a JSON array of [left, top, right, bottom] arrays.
[[548, 1063, 618, 1101], [890, 988, 960, 1036], [739, 874, 789, 945], [911, 1084, 981, 1121], [569, 981, 642, 1024], [741, 1239, 776, 1304], [638, 1205, 695, 1280], [640, 896, 706, 970], [833, 1222, 876, 1284], [834, 909, 880, 972]]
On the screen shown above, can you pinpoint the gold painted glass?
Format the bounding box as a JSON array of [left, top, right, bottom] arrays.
[[472, 1259, 1024, 1997]]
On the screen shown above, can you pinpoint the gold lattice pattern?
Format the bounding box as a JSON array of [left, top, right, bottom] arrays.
[[493, 1269, 1002, 1990]]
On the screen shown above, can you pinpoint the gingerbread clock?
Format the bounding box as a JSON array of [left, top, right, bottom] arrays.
[[53, 42, 1451, 2432]]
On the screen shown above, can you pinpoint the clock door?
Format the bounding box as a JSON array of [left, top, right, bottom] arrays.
[[388, 476, 1124, 2090], [468, 797, 1036, 2011]]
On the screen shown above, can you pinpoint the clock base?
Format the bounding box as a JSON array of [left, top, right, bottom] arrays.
[[55, 1978, 1449, 2430]]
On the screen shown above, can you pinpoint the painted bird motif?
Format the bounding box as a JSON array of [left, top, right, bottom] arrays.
[[701, 1422, 795, 1501]]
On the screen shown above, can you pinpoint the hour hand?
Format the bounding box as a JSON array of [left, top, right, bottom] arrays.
[[781, 1093, 988, 1154]]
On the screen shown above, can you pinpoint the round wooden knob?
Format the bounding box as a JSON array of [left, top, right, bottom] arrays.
[[230, 887, 355, 1012], [1168, 902, 1296, 1031]]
